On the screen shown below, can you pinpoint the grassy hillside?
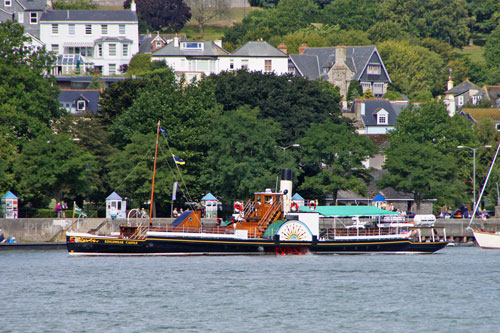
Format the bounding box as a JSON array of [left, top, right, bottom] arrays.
[[458, 45, 485, 62]]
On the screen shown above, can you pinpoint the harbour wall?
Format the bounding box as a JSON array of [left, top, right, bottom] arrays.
[[1, 218, 499, 243]]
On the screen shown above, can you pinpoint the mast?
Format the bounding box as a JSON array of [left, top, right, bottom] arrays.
[[149, 121, 161, 226], [468, 140, 500, 228]]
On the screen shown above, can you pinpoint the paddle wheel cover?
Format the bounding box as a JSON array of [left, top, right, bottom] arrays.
[[277, 220, 313, 241]]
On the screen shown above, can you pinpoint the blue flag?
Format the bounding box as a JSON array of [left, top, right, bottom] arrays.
[[160, 127, 169, 137], [172, 154, 186, 165]]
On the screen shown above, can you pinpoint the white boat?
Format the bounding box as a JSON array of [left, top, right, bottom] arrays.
[[468, 141, 500, 249], [471, 229, 500, 249]]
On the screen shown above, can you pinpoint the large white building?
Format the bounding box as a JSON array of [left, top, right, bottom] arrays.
[[40, 7, 139, 76], [151, 40, 289, 81]]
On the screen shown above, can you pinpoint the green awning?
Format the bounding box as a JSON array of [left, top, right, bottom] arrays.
[[298, 205, 399, 217], [263, 220, 287, 237]]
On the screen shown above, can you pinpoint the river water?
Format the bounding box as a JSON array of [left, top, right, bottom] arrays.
[[1, 247, 499, 332]]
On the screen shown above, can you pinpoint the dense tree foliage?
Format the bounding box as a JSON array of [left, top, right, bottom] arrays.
[[298, 120, 376, 203], [204, 70, 342, 145], [52, 0, 97, 9], [377, 40, 445, 99], [123, 0, 191, 32], [380, 101, 475, 210]]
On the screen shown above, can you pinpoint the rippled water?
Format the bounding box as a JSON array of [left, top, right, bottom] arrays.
[[2, 247, 500, 332]]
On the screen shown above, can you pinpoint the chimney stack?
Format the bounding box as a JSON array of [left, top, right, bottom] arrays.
[[278, 43, 287, 54], [130, 0, 136, 11], [334, 46, 346, 66], [173, 35, 179, 48], [298, 43, 308, 55]]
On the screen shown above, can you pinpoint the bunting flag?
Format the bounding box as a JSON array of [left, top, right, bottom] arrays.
[[172, 181, 178, 201], [73, 202, 88, 217], [172, 154, 186, 165]]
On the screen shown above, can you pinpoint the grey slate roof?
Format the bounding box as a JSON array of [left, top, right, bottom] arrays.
[[139, 33, 186, 53], [301, 46, 378, 80], [445, 80, 481, 96], [58, 89, 100, 114], [41, 10, 138, 22], [232, 41, 287, 57], [354, 99, 402, 127], [289, 54, 321, 80], [152, 40, 228, 57], [19, 0, 47, 10], [95, 36, 133, 43]]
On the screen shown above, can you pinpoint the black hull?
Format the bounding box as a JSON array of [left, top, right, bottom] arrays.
[[66, 234, 447, 255]]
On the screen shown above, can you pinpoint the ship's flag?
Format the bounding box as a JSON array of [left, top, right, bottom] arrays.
[[160, 127, 169, 137], [73, 202, 87, 217], [172, 154, 186, 165]]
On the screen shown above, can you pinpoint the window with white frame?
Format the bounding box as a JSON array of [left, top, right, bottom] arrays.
[[4, 0, 12, 7], [361, 82, 371, 91], [229, 60, 234, 70], [52, 24, 59, 34], [68, 24, 75, 35], [17, 12, 24, 24], [496, 123, 500, 131], [119, 24, 126, 34], [373, 83, 384, 95], [77, 100, 86, 111], [122, 44, 129, 57], [85, 24, 92, 35], [155, 41, 162, 49], [51, 44, 59, 54], [181, 42, 203, 50], [98, 44, 103, 57], [101, 24, 108, 35], [367, 64, 381, 75], [109, 64, 116, 75], [241, 59, 248, 69], [458, 95, 464, 106], [30, 12, 38, 24], [472, 96, 482, 105], [376, 109, 388, 125], [109, 44, 116, 56], [264, 59, 272, 72]]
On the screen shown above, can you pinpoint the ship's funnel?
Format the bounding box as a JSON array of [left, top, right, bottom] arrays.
[[280, 169, 293, 214]]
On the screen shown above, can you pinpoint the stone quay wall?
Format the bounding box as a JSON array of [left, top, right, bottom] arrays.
[[1, 218, 499, 243]]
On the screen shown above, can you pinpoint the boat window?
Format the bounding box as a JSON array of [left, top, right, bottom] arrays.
[[118, 201, 121, 210]]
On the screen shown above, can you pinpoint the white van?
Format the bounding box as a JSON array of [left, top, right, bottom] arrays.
[[413, 214, 436, 227]]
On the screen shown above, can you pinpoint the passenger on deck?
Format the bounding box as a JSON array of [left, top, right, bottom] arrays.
[[172, 208, 179, 218], [0, 229, 5, 243]]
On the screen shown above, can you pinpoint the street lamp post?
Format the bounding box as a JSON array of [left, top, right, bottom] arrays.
[[457, 145, 492, 212]]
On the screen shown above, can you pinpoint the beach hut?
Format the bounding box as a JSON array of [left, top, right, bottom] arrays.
[[1, 191, 18, 219], [106, 192, 127, 219]]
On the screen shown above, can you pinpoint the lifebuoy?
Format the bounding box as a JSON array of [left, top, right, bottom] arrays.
[[309, 200, 316, 210], [291, 202, 299, 212], [234, 202, 243, 212]]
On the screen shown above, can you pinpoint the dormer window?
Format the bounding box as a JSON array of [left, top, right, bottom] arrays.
[[376, 109, 388, 125], [155, 41, 163, 49], [77, 100, 86, 111], [5, 0, 12, 7], [367, 64, 381, 75], [180, 42, 203, 51]]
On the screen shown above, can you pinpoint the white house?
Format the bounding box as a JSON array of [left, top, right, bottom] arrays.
[[228, 41, 288, 75], [151, 38, 229, 82], [151, 40, 289, 82], [40, 7, 139, 76]]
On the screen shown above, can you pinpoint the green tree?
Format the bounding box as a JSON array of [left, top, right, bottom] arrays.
[[297, 120, 376, 203], [379, 101, 475, 210], [205, 70, 342, 146], [380, 141, 464, 211], [379, 0, 471, 48], [367, 21, 410, 43], [99, 77, 148, 124], [362, 88, 375, 99], [124, 0, 191, 32], [0, 21, 62, 142], [377, 40, 445, 98], [14, 134, 96, 207], [484, 25, 500, 67], [321, 0, 380, 31], [127, 53, 153, 75], [52, 0, 97, 9], [185, 0, 230, 34], [346, 81, 362, 101], [200, 106, 285, 202]]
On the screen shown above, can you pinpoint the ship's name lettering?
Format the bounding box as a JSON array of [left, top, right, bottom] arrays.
[[105, 240, 124, 244], [77, 238, 99, 243]]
